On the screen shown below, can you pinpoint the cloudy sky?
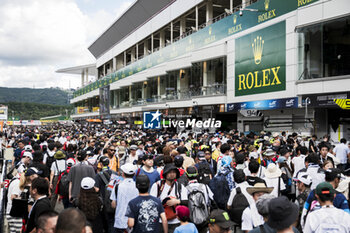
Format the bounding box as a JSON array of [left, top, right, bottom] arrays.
[[0, 0, 133, 89]]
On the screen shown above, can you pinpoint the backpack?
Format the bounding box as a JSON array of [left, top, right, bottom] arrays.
[[46, 154, 55, 170], [98, 170, 115, 214], [209, 172, 230, 210], [197, 162, 212, 185], [57, 170, 70, 197], [186, 184, 210, 225], [228, 187, 250, 226]]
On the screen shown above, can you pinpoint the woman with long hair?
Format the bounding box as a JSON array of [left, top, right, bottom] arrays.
[[76, 177, 103, 233]]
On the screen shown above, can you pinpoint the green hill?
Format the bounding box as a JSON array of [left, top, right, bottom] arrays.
[[0, 87, 70, 106], [4, 102, 73, 120]]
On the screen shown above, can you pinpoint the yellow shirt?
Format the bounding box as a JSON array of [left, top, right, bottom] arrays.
[[212, 149, 220, 162]]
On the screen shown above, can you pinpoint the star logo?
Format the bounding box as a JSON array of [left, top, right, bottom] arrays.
[[143, 110, 162, 129]]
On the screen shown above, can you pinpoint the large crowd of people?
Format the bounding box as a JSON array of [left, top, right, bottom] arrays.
[[1, 123, 350, 233]]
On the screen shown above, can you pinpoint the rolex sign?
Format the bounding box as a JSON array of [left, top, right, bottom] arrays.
[[235, 21, 286, 96]]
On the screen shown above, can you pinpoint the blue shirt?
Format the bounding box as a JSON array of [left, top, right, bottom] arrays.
[[134, 167, 160, 188], [174, 223, 198, 233], [304, 189, 350, 214], [125, 195, 164, 233]]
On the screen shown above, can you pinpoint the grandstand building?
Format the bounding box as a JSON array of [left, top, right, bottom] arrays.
[[58, 0, 350, 139]]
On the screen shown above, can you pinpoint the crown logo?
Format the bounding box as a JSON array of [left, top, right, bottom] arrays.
[[265, 0, 270, 11], [209, 27, 212, 35], [233, 15, 237, 25], [252, 36, 264, 65]]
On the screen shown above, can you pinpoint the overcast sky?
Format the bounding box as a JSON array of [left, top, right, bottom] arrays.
[[0, 0, 133, 89]]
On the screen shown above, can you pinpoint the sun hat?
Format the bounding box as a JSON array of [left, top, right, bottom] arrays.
[[23, 151, 33, 160], [208, 209, 234, 229], [293, 172, 312, 186], [265, 163, 282, 179], [247, 183, 274, 195], [267, 196, 299, 230], [315, 182, 335, 196], [118, 146, 126, 154], [175, 205, 190, 220], [54, 151, 66, 160], [163, 164, 180, 179], [81, 177, 95, 190], [120, 163, 137, 175]]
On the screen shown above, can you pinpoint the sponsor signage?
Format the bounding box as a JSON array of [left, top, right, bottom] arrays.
[[235, 21, 286, 96], [302, 92, 350, 108], [74, 0, 319, 98], [227, 97, 298, 111]]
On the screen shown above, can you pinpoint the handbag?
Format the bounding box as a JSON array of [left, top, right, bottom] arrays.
[[10, 198, 28, 218]]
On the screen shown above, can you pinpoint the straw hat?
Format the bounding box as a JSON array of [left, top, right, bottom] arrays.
[[247, 183, 274, 195]]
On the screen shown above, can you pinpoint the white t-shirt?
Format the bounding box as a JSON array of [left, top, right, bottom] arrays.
[[50, 160, 67, 175], [304, 206, 350, 233], [264, 177, 286, 197], [292, 155, 306, 178], [6, 179, 21, 214], [227, 182, 253, 207], [150, 181, 188, 225], [334, 143, 350, 164], [241, 206, 264, 231]]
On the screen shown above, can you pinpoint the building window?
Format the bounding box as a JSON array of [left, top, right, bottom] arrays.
[[297, 16, 350, 80]]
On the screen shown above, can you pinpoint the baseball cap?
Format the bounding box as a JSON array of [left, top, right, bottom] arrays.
[[24, 145, 33, 151], [174, 155, 184, 167], [25, 167, 42, 176], [130, 145, 138, 150], [315, 182, 335, 196], [99, 156, 110, 166], [175, 205, 190, 220], [208, 209, 233, 229], [186, 166, 198, 178], [197, 151, 206, 161], [81, 177, 95, 190], [249, 152, 259, 160], [293, 172, 312, 186], [325, 168, 342, 181], [136, 174, 150, 190], [66, 158, 76, 167], [277, 156, 286, 163], [118, 146, 126, 154], [120, 163, 136, 175], [23, 151, 33, 160]]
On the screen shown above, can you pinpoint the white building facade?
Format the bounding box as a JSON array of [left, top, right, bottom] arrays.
[[60, 0, 350, 139]]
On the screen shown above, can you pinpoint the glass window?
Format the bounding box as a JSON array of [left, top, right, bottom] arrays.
[[298, 16, 350, 79]]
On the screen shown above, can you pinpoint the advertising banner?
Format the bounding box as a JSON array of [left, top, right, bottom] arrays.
[[227, 97, 298, 111], [74, 0, 319, 98], [235, 21, 286, 96], [99, 85, 110, 117], [301, 92, 350, 108]]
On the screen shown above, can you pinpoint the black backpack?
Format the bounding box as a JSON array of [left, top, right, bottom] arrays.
[[228, 187, 250, 226], [57, 170, 70, 197], [197, 162, 212, 185], [46, 154, 55, 171], [209, 172, 231, 210], [98, 170, 115, 214]]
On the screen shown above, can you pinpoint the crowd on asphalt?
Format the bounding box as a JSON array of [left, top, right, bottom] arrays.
[[1, 123, 350, 233]]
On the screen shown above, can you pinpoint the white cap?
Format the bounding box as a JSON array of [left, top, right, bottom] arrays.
[[66, 158, 76, 166], [23, 151, 33, 160], [81, 177, 95, 190], [293, 172, 312, 186], [273, 132, 279, 138], [24, 145, 32, 151], [249, 152, 259, 160], [121, 163, 136, 175]]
